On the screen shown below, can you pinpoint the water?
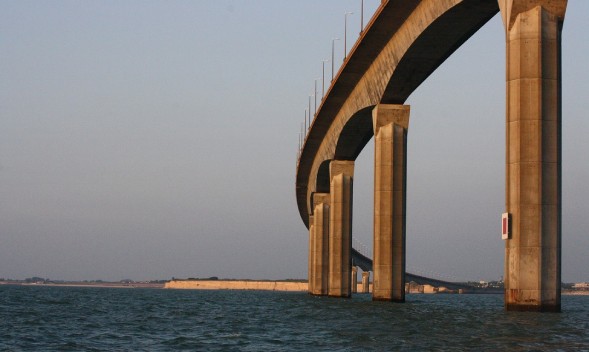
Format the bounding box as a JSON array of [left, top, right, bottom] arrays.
[[1, 286, 588, 351]]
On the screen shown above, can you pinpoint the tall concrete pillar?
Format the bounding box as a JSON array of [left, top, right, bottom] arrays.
[[328, 160, 354, 298], [372, 104, 410, 302], [351, 266, 358, 293], [362, 271, 370, 293], [308, 217, 315, 294], [311, 193, 330, 296], [499, 0, 567, 312]]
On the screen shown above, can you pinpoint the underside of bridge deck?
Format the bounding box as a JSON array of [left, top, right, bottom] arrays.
[[296, 0, 499, 227]]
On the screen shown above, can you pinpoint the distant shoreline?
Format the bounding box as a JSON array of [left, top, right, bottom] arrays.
[[165, 280, 308, 291], [0, 282, 165, 289], [563, 290, 589, 296], [2, 281, 588, 295], [165, 281, 589, 295]]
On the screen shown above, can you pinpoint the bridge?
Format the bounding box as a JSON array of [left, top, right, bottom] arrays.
[[296, 0, 568, 312], [351, 248, 478, 292]]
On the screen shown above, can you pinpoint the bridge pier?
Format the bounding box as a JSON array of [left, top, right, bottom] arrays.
[[362, 271, 370, 293], [351, 266, 358, 293], [499, 0, 567, 312], [308, 216, 314, 295], [311, 193, 330, 296], [372, 104, 410, 302], [328, 160, 354, 298]]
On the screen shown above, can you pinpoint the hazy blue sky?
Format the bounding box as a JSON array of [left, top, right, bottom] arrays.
[[1, 1, 587, 282]]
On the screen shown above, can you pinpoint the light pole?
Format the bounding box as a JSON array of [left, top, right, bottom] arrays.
[[360, 0, 364, 33], [344, 12, 353, 61], [300, 122, 303, 151], [331, 38, 339, 81], [322, 59, 328, 98], [308, 95, 312, 128], [314, 79, 319, 114]]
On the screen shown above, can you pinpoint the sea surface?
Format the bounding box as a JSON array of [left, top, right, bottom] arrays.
[[1, 285, 588, 351]]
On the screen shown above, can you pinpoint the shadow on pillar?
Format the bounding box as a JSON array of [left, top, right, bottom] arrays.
[[310, 193, 330, 296]]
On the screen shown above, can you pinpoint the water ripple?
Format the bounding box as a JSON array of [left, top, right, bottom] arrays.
[[1, 286, 588, 351]]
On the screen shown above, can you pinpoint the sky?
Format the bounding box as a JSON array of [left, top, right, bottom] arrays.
[[1, 1, 587, 283]]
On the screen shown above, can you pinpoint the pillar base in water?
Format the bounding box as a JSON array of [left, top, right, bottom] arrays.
[[505, 303, 560, 313], [372, 297, 405, 303]]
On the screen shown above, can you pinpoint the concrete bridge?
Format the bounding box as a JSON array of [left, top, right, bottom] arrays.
[[351, 248, 476, 292], [297, 0, 568, 312]]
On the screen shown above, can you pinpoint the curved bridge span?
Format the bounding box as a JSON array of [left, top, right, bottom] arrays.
[[296, 0, 499, 225], [351, 249, 472, 292], [298, 0, 568, 311]]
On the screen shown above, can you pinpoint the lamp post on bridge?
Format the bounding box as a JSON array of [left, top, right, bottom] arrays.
[[344, 12, 353, 61], [308, 95, 312, 130], [360, 0, 364, 33], [322, 59, 328, 99], [331, 38, 339, 81], [299, 122, 303, 153], [314, 79, 319, 115]]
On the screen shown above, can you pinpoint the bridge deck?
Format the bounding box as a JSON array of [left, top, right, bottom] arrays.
[[352, 249, 474, 291], [296, 0, 499, 227]]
